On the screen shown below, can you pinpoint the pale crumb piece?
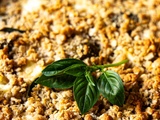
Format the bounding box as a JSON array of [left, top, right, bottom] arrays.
[[54, 46, 66, 60], [25, 114, 47, 120]]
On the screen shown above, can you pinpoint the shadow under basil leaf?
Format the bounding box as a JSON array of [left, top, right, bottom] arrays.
[[26, 79, 38, 98]]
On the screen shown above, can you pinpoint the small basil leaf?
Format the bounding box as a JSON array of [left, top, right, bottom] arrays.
[[73, 75, 99, 114], [35, 74, 76, 89], [97, 70, 125, 106], [42, 58, 86, 76], [0, 27, 25, 33]]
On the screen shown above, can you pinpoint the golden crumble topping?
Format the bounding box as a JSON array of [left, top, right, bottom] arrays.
[[0, 0, 160, 119]]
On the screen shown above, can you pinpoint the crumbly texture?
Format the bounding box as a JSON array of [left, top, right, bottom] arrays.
[[0, 0, 160, 119]]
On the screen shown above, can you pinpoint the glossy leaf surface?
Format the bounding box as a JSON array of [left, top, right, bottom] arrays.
[[97, 70, 125, 106], [42, 58, 86, 76], [73, 76, 99, 114], [35, 74, 76, 89]]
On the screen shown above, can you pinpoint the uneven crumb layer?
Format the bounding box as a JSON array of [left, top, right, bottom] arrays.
[[0, 0, 160, 119]]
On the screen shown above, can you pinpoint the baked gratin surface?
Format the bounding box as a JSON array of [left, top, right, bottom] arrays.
[[0, 0, 160, 119]]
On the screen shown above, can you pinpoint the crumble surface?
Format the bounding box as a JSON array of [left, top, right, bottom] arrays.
[[0, 0, 160, 119]]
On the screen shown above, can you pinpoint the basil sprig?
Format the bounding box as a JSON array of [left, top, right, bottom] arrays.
[[34, 58, 128, 114]]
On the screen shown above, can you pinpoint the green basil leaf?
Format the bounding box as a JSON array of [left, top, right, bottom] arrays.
[[35, 74, 76, 89], [97, 70, 125, 106], [73, 75, 99, 114], [42, 58, 86, 76]]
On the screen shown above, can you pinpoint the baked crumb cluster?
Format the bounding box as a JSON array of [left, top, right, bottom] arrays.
[[0, 0, 160, 119]]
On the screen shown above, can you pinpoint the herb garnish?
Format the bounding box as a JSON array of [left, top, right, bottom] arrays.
[[34, 58, 128, 114]]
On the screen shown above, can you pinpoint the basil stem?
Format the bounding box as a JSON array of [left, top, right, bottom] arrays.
[[90, 59, 128, 70]]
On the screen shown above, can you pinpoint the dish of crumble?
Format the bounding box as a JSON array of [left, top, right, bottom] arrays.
[[0, 0, 160, 119]]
